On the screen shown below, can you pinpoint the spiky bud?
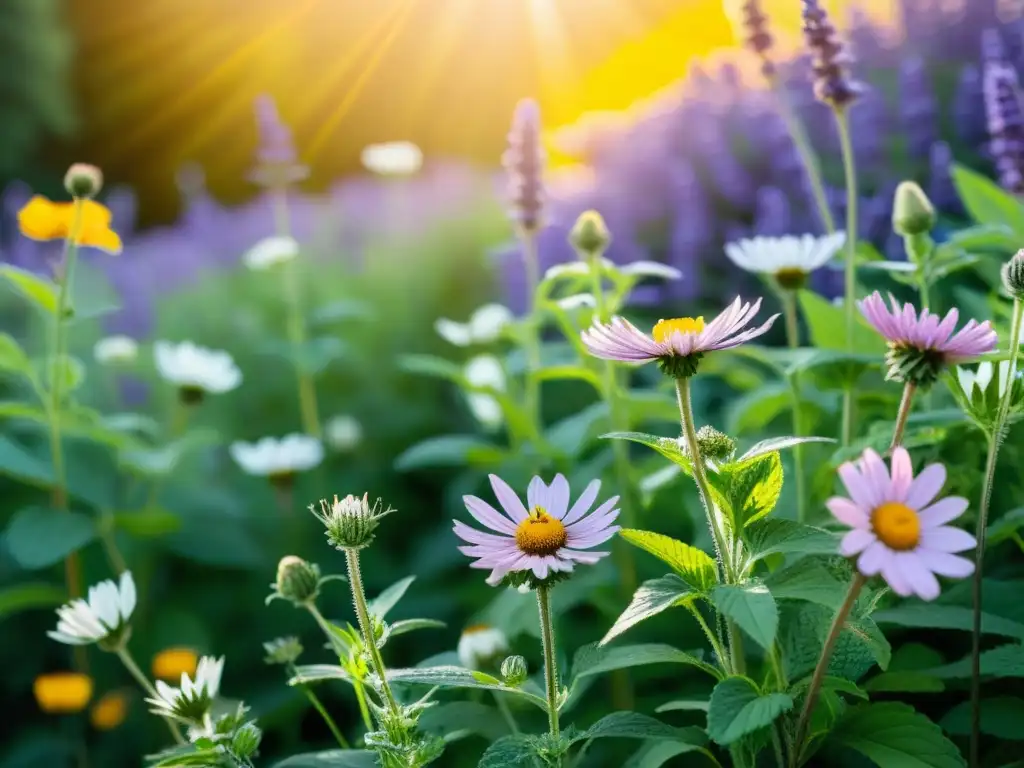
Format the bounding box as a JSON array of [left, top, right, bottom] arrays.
[[500, 655, 528, 687], [692, 426, 737, 463], [501, 99, 546, 234], [801, 0, 863, 111], [311, 493, 395, 550], [231, 722, 262, 759], [263, 636, 304, 666], [275, 556, 320, 605], [1002, 249, 1024, 299], [892, 181, 936, 237], [569, 210, 611, 255], [64, 164, 103, 199]]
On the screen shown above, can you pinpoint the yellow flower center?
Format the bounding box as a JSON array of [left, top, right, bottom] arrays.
[[90, 691, 129, 730], [462, 624, 493, 635], [652, 317, 705, 343], [152, 647, 199, 681], [870, 502, 921, 551], [515, 506, 567, 556], [33, 672, 93, 714]]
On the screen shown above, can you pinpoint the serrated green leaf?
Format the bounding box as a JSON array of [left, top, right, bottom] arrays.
[[873, 604, 1024, 640], [394, 435, 506, 471], [368, 576, 415, 619], [922, 643, 1024, 679], [289, 665, 353, 686], [825, 702, 966, 768], [779, 602, 889, 682], [271, 750, 379, 767], [618, 529, 718, 591], [570, 643, 720, 684], [600, 574, 695, 645], [711, 581, 778, 650], [706, 676, 793, 746], [744, 519, 840, 563], [0, 264, 60, 314], [5, 507, 97, 569], [0, 582, 66, 620], [477, 736, 539, 768], [940, 697, 1024, 740], [707, 452, 783, 528], [602, 431, 692, 473], [577, 712, 707, 744]]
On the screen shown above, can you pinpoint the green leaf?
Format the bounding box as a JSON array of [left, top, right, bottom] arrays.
[[36, 355, 85, 393], [368, 576, 415, 619], [623, 741, 722, 768], [790, 675, 868, 701], [289, 665, 353, 686], [385, 666, 548, 710], [602, 431, 692, 473], [923, 643, 1024, 680], [397, 354, 465, 382], [477, 736, 539, 768], [940, 697, 1024, 740], [5, 507, 97, 569], [873, 604, 1024, 640], [309, 298, 374, 325], [864, 671, 944, 693], [0, 332, 30, 372], [779, 602, 890, 682], [656, 699, 710, 713], [601, 574, 696, 645], [951, 163, 1024, 237], [825, 702, 966, 768], [577, 712, 707, 744], [727, 381, 793, 433], [765, 559, 848, 609], [394, 434, 506, 470], [261, 337, 348, 374], [706, 452, 783, 528], [736, 435, 835, 463], [744, 519, 840, 563], [705, 676, 793, 746], [943, 222, 1019, 252], [0, 434, 53, 484], [531, 364, 603, 391], [388, 618, 446, 637], [0, 264, 60, 314], [711, 581, 779, 651], [618, 529, 718, 591], [417, 701, 509, 741], [113, 507, 181, 538], [119, 430, 221, 477], [0, 582, 66, 620], [570, 643, 721, 685], [798, 291, 886, 355], [271, 750, 379, 767]]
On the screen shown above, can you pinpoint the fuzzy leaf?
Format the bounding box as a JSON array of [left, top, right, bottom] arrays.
[[602, 431, 692, 473], [744, 519, 840, 562], [618, 529, 718, 592], [711, 581, 779, 651], [570, 643, 720, 684], [706, 452, 783, 528], [368, 576, 415, 619], [706, 676, 793, 746], [576, 712, 707, 744], [477, 736, 539, 768], [824, 702, 966, 768], [601, 575, 696, 645]]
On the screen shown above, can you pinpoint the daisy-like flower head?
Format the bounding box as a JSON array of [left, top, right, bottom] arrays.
[[858, 291, 998, 387], [724, 232, 846, 290], [828, 447, 975, 601], [457, 625, 509, 670], [581, 296, 778, 379], [94, 335, 139, 365], [243, 235, 299, 270], [454, 474, 620, 589], [435, 303, 514, 347], [229, 434, 324, 487], [146, 655, 224, 725], [48, 571, 136, 649], [154, 341, 242, 402]]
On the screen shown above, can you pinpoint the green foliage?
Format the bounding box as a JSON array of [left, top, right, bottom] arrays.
[[822, 702, 966, 768], [706, 676, 793, 746]]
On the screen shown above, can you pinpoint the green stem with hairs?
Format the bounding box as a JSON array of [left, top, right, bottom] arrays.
[[689, 605, 730, 674], [971, 296, 1024, 767], [288, 663, 349, 748], [536, 584, 561, 755], [781, 289, 808, 524], [834, 110, 860, 448], [307, 603, 375, 733], [344, 548, 400, 716], [889, 381, 917, 452], [115, 646, 186, 744]]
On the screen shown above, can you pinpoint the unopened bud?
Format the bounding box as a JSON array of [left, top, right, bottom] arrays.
[[892, 181, 936, 237], [569, 210, 611, 255], [500, 655, 528, 686], [690, 425, 736, 462], [311, 493, 394, 550], [64, 164, 103, 199], [1002, 249, 1024, 300], [231, 722, 262, 758], [275, 556, 320, 605]]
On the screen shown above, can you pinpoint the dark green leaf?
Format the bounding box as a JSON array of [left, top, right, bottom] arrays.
[[618, 529, 718, 591], [623, 741, 721, 768], [940, 697, 1024, 740], [923, 643, 1024, 680], [577, 712, 707, 744], [601, 574, 695, 645], [5, 507, 96, 569], [417, 701, 509, 741], [368, 576, 415, 619], [395, 435, 506, 471], [765, 559, 848, 609], [271, 750, 379, 767], [864, 671, 944, 693], [0, 582, 65, 619], [706, 676, 793, 746], [711, 581, 779, 651], [570, 643, 720, 684], [825, 702, 966, 768], [873, 605, 1024, 640], [477, 736, 539, 768], [744, 519, 840, 563]]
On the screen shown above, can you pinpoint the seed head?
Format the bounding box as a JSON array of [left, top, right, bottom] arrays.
[[311, 493, 395, 550], [892, 181, 936, 237], [274, 556, 320, 606], [569, 210, 611, 256], [500, 655, 528, 687], [1003, 249, 1024, 299], [64, 164, 104, 199]]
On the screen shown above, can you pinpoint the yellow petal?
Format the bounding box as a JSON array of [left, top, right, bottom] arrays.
[[79, 224, 123, 255], [90, 690, 129, 730], [152, 647, 199, 680], [17, 196, 71, 242], [80, 199, 113, 228], [33, 672, 94, 714]]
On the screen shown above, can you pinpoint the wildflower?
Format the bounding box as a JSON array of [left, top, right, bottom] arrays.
[[983, 57, 1024, 195], [263, 636, 304, 665], [569, 210, 610, 255], [146, 655, 224, 725], [90, 690, 129, 730], [556, 294, 597, 311], [858, 292, 998, 386], [724, 233, 846, 290], [892, 182, 936, 237], [48, 571, 136, 649], [229, 434, 324, 485], [311, 493, 394, 550], [581, 296, 778, 379], [739, 0, 776, 79], [464, 355, 506, 429], [243, 235, 299, 270], [360, 141, 423, 176], [619, 261, 683, 280], [434, 303, 513, 346], [801, 0, 863, 110], [249, 95, 309, 188], [456, 625, 509, 670], [1002, 248, 1024, 300], [454, 474, 620, 587], [325, 414, 363, 452], [272, 555, 321, 605], [94, 335, 139, 365], [17, 196, 122, 255], [33, 672, 93, 714], [154, 341, 242, 403], [828, 447, 975, 601], [502, 99, 546, 233], [952, 360, 1024, 428], [152, 648, 199, 681], [500, 655, 529, 686]]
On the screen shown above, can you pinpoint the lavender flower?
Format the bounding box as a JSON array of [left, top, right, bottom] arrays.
[[898, 57, 939, 161], [248, 95, 309, 189], [928, 141, 964, 216], [801, 0, 863, 110], [983, 56, 1024, 195], [739, 0, 775, 78], [501, 99, 546, 234], [953, 65, 987, 147]]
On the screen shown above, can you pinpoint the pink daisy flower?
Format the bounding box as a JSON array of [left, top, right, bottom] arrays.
[[580, 296, 778, 378], [454, 474, 620, 586], [858, 291, 998, 384], [827, 447, 976, 601]]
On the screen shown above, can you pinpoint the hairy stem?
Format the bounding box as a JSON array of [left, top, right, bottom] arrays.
[[889, 381, 917, 452], [834, 110, 860, 448], [689, 605, 731, 674], [115, 647, 186, 744], [344, 548, 400, 716], [536, 585, 561, 748], [307, 603, 375, 732], [782, 289, 807, 524], [289, 663, 350, 748]]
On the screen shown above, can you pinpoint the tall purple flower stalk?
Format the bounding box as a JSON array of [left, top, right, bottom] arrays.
[[801, 0, 863, 111], [248, 95, 309, 190], [502, 99, 546, 235], [983, 55, 1024, 195], [899, 56, 939, 161], [739, 0, 776, 79]]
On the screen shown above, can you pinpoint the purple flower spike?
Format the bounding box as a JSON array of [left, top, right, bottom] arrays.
[[454, 474, 619, 588], [249, 94, 309, 189], [983, 56, 1024, 195], [502, 99, 546, 234], [801, 0, 863, 110], [739, 0, 776, 79]]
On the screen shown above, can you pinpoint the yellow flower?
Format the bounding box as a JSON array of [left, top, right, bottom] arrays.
[[33, 672, 93, 714], [152, 647, 199, 681], [17, 195, 122, 255], [90, 690, 129, 730]]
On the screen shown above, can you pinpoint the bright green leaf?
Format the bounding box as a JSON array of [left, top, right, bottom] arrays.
[[0, 582, 66, 620], [0, 265, 60, 314], [618, 529, 718, 592], [706, 452, 783, 528], [417, 701, 508, 741], [744, 519, 840, 563], [601, 574, 696, 645], [798, 291, 886, 355], [951, 163, 1024, 237], [5, 507, 97, 569], [0, 332, 30, 372], [368, 576, 415, 619], [706, 676, 793, 746], [711, 581, 779, 651], [825, 702, 966, 768], [602, 431, 692, 474], [531, 364, 603, 391]]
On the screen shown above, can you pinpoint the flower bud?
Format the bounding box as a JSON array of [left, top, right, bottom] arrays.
[[500, 655, 528, 686], [892, 181, 936, 236], [689, 425, 736, 462], [275, 556, 320, 605], [64, 164, 104, 199], [569, 210, 611, 255], [1002, 249, 1024, 300], [310, 493, 394, 550], [231, 722, 262, 758]]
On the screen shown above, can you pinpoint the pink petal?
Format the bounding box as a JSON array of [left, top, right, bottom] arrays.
[[827, 497, 870, 528], [547, 474, 571, 519], [453, 520, 513, 547], [568, 526, 620, 549], [489, 475, 528, 521], [905, 464, 946, 510], [562, 480, 601, 525], [463, 495, 518, 534], [838, 462, 879, 509], [859, 449, 890, 500], [895, 552, 941, 601], [880, 558, 914, 597], [567, 496, 618, 532], [857, 540, 891, 576], [527, 476, 549, 512], [919, 526, 976, 553], [917, 550, 975, 578], [840, 528, 876, 556], [918, 497, 969, 529], [559, 548, 608, 564], [889, 448, 913, 501]]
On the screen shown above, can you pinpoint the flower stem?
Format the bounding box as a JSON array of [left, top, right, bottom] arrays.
[[970, 296, 1024, 766], [889, 381, 917, 452], [115, 646, 186, 744], [781, 289, 808, 524], [536, 585, 561, 747], [790, 573, 865, 766], [520, 230, 544, 430], [306, 603, 375, 733], [271, 191, 321, 438], [289, 664, 350, 748], [690, 605, 730, 674], [834, 110, 859, 448], [344, 548, 400, 716]]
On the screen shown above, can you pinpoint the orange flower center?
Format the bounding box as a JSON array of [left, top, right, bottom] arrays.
[[90, 691, 129, 730], [33, 672, 93, 714], [652, 317, 705, 343], [870, 502, 921, 551], [515, 506, 567, 556], [152, 648, 199, 680]]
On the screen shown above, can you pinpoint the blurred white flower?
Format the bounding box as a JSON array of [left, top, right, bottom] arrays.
[[361, 141, 423, 176], [556, 293, 597, 311], [325, 415, 362, 452], [48, 571, 136, 647], [435, 303, 513, 347], [725, 232, 846, 287], [544, 258, 680, 282], [464, 355, 505, 429], [154, 341, 242, 397], [620, 261, 683, 280], [146, 655, 224, 724], [956, 360, 1017, 398], [457, 625, 509, 670], [243, 236, 299, 270], [230, 434, 324, 477], [544, 261, 593, 280], [94, 335, 139, 365]]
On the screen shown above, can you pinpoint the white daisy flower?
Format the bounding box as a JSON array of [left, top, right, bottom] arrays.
[[94, 335, 139, 365], [48, 571, 136, 647], [956, 360, 1018, 398], [457, 625, 509, 670], [154, 341, 242, 401], [360, 141, 423, 176], [243, 235, 299, 270], [619, 261, 683, 280], [544, 259, 680, 282], [556, 293, 597, 311], [146, 655, 224, 724], [230, 434, 324, 480], [724, 232, 847, 289], [435, 303, 514, 347], [464, 355, 505, 429], [325, 414, 362, 452]]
